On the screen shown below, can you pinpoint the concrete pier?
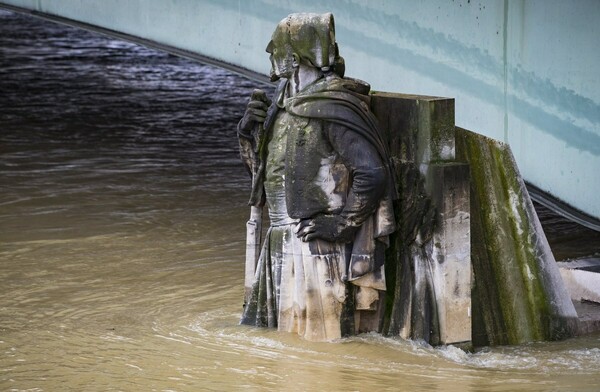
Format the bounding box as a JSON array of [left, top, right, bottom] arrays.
[[372, 92, 472, 345], [456, 129, 579, 346], [372, 91, 595, 347]]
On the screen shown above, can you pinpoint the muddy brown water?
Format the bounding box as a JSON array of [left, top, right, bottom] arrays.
[[1, 9, 599, 391]]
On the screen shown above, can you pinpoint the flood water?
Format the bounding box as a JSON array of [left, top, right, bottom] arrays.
[[1, 9, 599, 391]]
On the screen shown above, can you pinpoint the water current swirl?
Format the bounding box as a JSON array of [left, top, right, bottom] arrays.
[[1, 9, 599, 392]]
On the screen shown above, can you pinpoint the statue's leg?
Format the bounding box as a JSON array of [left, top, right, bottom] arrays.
[[240, 228, 277, 328], [277, 227, 347, 341]]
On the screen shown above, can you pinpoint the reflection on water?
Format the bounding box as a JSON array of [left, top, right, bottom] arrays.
[[1, 9, 599, 392]]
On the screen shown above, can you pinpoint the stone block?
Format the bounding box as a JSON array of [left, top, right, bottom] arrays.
[[558, 258, 600, 303], [455, 127, 578, 346], [370, 92, 455, 167], [372, 91, 471, 346], [427, 162, 472, 344]]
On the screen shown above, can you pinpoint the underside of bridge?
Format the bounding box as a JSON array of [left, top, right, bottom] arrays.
[[1, 0, 598, 225]]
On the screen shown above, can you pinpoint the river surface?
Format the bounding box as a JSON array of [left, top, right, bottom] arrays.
[[1, 9, 599, 392]]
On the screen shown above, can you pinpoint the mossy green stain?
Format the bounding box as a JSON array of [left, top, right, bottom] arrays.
[[497, 146, 552, 341], [456, 128, 569, 345], [489, 143, 537, 342]]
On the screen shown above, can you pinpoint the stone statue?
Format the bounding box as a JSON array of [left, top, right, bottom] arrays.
[[238, 12, 396, 341]]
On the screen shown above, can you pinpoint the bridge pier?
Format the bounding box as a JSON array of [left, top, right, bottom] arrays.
[[372, 92, 472, 346], [373, 90, 582, 347]]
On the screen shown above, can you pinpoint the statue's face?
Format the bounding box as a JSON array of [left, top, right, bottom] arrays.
[[267, 13, 339, 81], [266, 30, 295, 81]]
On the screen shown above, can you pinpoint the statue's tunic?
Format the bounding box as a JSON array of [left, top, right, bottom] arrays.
[[261, 108, 348, 340], [240, 75, 396, 340]]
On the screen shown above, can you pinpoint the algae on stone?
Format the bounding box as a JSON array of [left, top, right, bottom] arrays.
[[372, 92, 471, 345], [371, 91, 577, 347], [455, 128, 577, 346]]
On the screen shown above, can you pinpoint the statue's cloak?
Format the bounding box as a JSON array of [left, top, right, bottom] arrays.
[[241, 74, 396, 294]]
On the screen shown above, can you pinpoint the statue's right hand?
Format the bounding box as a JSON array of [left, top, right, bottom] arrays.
[[239, 89, 271, 133]]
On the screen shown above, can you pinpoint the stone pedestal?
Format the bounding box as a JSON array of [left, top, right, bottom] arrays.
[[371, 92, 472, 346], [371, 91, 578, 347]]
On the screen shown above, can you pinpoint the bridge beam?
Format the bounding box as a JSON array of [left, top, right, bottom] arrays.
[[1, 0, 599, 220]]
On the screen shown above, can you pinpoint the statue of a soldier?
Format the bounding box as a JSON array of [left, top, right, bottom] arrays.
[[238, 13, 396, 341]]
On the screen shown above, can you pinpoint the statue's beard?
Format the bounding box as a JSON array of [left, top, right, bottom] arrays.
[[269, 58, 294, 82]]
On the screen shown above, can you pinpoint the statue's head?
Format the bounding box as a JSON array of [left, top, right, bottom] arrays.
[[266, 12, 345, 81]]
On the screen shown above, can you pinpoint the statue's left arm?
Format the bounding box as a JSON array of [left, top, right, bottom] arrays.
[[296, 122, 387, 242]]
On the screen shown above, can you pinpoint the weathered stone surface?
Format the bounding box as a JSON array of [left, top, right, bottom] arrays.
[[238, 11, 583, 347], [572, 300, 600, 336], [240, 13, 395, 342], [372, 92, 471, 345], [373, 93, 578, 347], [455, 128, 578, 346], [244, 206, 262, 305], [382, 159, 439, 343], [370, 92, 455, 167], [558, 258, 600, 304], [427, 163, 471, 344], [416, 98, 455, 165]]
